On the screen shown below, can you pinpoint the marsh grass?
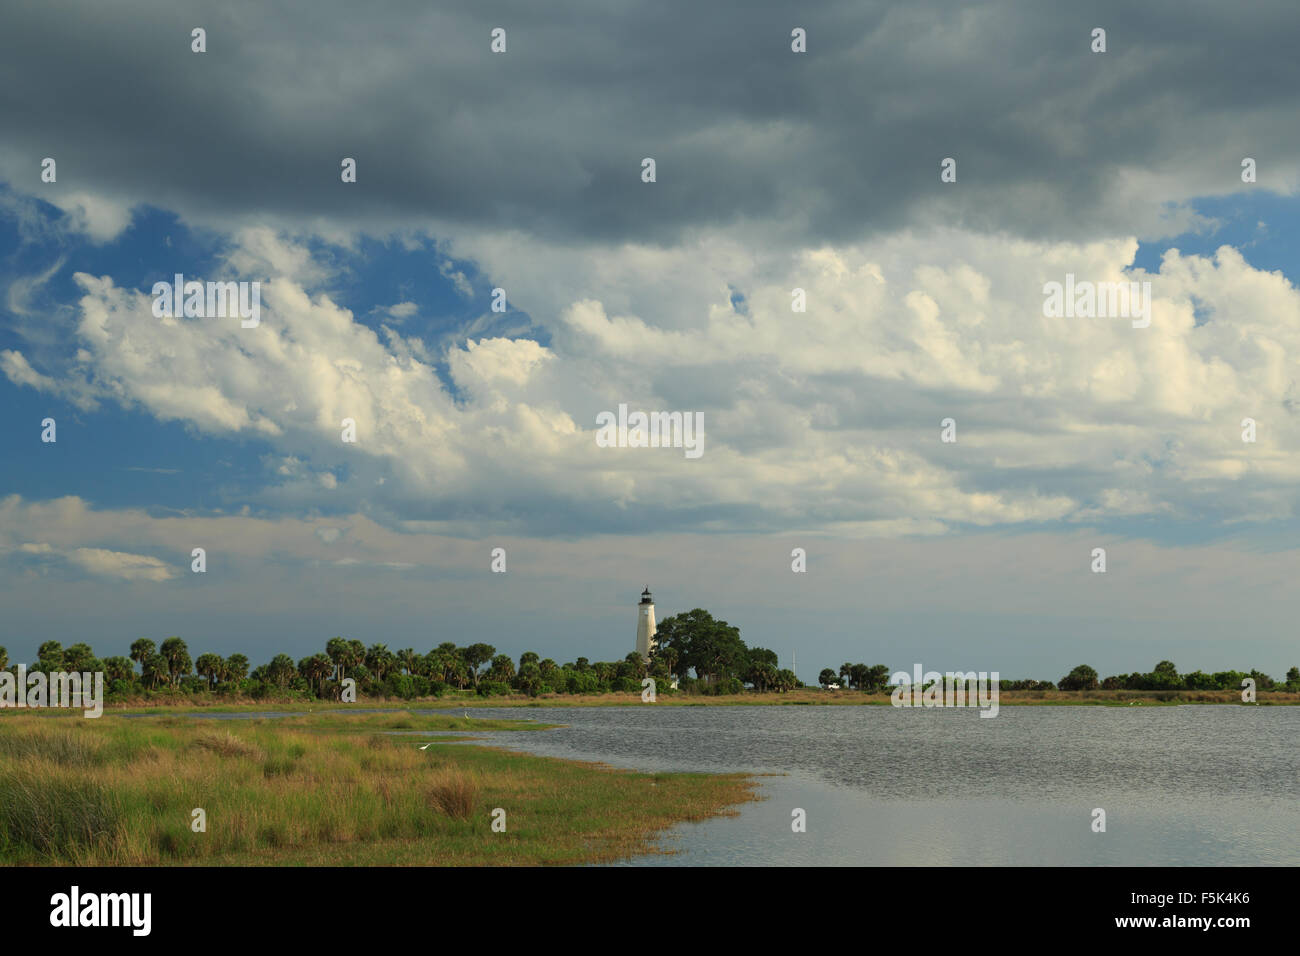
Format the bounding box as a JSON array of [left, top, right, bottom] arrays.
[[194, 730, 264, 760], [428, 771, 478, 820], [0, 711, 757, 865], [0, 768, 121, 859], [0, 726, 104, 766]]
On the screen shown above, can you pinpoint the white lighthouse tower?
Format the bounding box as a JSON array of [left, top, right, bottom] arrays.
[[635, 587, 657, 660]]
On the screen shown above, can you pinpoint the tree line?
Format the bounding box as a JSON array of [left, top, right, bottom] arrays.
[[0, 608, 802, 701], [1054, 661, 1298, 692], [4, 627, 1293, 702], [815, 659, 1300, 693]]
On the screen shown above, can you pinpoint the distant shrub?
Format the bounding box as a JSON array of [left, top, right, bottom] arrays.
[[385, 674, 416, 700], [701, 677, 744, 696], [565, 671, 599, 694]]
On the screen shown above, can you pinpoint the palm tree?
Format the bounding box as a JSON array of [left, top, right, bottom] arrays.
[[103, 656, 135, 683], [142, 653, 168, 689], [160, 637, 191, 686], [63, 643, 97, 672], [516, 662, 542, 696], [747, 661, 776, 693], [225, 653, 250, 684], [129, 638, 156, 671], [299, 654, 332, 697], [267, 654, 296, 688], [433, 643, 458, 681], [366, 644, 394, 682], [195, 653, 227, 690], [655, 645, 680, 682], [37, 640, 65, 670], [346, 640, 365, 676], [488, 654, 515, 685], [326, 637, 350, 680]]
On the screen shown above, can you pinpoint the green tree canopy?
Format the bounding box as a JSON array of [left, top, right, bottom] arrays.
[[129, 638, 156, 668], [37, 640, 65, 670], [225, 653, 250, 682], [655, 608, 746, 684], [1059, 664, 1099, 691], [160, 637, 191, 686], [267, 653, 296, 688], [462, 644, 495, 687]]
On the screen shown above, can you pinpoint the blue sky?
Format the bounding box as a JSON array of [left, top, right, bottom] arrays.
[[1134, 193, 1300, 282], [0, 198, 521, 514]]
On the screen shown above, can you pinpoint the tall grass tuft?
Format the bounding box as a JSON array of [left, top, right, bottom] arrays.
[[193, 730, 263, 760], [427, 771, 478, 820], [0, 769, 121, 859], [0, 728, 103, 766], [263, 755, 298, 777]]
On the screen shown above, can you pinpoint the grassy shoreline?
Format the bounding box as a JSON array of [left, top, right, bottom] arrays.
[[39, 685, 1300, 715], [0, 710, 758, 866]]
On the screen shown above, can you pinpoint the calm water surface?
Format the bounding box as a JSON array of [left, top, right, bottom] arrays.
[[177, 704, 1297, 865], [439, 704, 1298, 866]]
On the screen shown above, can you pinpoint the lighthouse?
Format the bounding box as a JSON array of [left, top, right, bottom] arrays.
[[635, 587, 656, 660]]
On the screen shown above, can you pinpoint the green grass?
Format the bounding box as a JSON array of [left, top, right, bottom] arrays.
[[0, 711, 757, 866]]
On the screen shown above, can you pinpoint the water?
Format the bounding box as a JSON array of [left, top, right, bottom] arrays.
[[430, 704, 1299, 866], [149, 703, 1298, 865]]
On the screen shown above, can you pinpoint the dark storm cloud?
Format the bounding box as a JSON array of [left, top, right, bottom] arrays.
[[2, 0, 1299, 243]]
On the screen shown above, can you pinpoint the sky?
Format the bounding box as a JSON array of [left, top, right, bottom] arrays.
[[2, 0, 1299, 681]]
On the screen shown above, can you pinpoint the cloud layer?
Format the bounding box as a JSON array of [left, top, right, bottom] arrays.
[[4, 227, 1299, 535], [4, 1, 1300, 674], [3, 1, 1299, 245]]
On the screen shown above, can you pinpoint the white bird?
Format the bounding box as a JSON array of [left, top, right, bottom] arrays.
[[417, 743, 434, 750]]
